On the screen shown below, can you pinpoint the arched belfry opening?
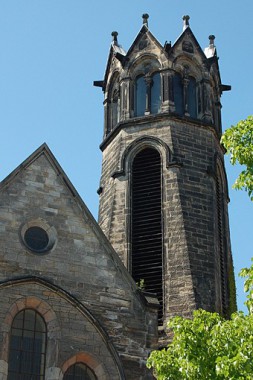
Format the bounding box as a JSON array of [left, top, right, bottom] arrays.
[[134, 72, 161, 117], [131, 147, 163, 323]]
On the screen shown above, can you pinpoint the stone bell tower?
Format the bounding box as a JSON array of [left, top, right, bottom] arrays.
[[95, 15, 236, 328]]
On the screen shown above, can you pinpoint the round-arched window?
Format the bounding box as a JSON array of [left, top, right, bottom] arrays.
[[7, 309, 47, 379]]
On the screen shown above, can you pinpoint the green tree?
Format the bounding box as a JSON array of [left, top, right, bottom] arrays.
[[147, 118, 253, 378], [221, 116, 253, 200], [147, 261, 253, 379]]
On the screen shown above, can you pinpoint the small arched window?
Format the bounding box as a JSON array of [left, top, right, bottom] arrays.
[[135, 75, 146, 116], [173, 73, 184, 115], [8, 309, 47, 379], [188, 76, 197, 118], [107, 74, 120, 135], [173, 73, 197, 118], [63, 363, 97, 380], [135, 72, 161, 116], [150, 72, 161, 114], [111, 88, 120, 128]]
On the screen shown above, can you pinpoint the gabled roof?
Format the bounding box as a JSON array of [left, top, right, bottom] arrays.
[[102, 37, 127, 91], [170, 26, 208, 62], [126, 24, 164, 58], [101, 24, 166, 89], [0, 143, 159, 309], [0, 143, 78, 198], [0, 143, 125, 273]]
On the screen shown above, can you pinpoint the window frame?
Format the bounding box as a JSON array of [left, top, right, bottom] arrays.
[[134, 71, 161, 117], [7, 309, 47, 380]]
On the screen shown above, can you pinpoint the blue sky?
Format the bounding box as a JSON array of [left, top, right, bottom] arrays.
[[0, 1, 252, 312]]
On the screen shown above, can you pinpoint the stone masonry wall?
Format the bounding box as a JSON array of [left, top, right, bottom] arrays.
[[0, 150, 158, 379], [98, 116, 232, 322]]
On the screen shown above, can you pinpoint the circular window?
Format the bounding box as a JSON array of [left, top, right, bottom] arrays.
[[20, 220, 57, 254], [24, 227, 49, 252]]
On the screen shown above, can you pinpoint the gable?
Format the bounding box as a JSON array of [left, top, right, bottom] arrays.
[[0, 144, 139, 299], [0, 143, 159, 377], [170, 27, 207, 66], [126, 26, 167, 70]]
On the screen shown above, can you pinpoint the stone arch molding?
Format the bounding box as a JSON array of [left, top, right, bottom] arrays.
[[129, 53, 161, 79], [106, 70, 120, 100], [0, 277, 125, 380], [0, 295, 60, 380], [172, 54, 203, 82], [112, 136, 172, 179], [61, 352, 108, 380]]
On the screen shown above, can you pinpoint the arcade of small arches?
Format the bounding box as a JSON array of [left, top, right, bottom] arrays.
[[106, 63, 221, 137]]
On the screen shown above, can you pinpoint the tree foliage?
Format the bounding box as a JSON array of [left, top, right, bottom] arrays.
[[147, 260, 253, 379], [221, 116, 253, 200], [147, 119, 253, 378]]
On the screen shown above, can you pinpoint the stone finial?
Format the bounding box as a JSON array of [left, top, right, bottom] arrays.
[[142, 13, 149, 27], [111, 31, 118, 44], [204, 34, 216, 58], [182, 15, 190, 31], [209, 35, 215, 46]]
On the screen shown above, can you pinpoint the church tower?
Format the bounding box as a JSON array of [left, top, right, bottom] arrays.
[[95, 15, 236, 329]]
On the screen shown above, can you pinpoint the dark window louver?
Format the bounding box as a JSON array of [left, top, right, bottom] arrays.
[[216, 174, 227, 316], [131, 148, 163, 324]]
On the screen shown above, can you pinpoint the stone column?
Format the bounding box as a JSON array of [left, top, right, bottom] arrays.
[[121, 77, 131, 120], [183, 77, 190, 116], [202, 80, 213, 123], [144, 75, 152, 115], [161, 70, 176, 113]]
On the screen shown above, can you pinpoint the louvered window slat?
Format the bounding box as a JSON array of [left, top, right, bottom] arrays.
[[131, 148, 163, 324], [216, 173, 227, 315]]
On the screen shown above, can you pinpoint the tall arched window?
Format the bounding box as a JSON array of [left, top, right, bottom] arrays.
[[135, 72, 161, 116], [188, 76, 197, 118], [64, 363, 97, 380], [173, 73, 184, 115], [111, 88, 120, 128], [131, 148, 163, 324], [173, 73, 197, 118], [107, 74, 120, 135], [8, 309, 47, 379], [150, 72, 161, 114], [135, 75, 146, 116]]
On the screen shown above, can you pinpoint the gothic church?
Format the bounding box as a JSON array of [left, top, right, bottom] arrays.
[[0, 15, 235, 380]]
